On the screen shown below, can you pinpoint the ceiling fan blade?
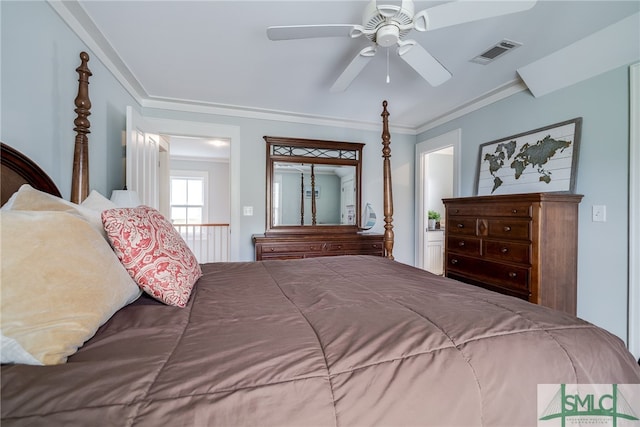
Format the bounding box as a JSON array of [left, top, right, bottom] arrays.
[[267, 25, 361, 41], [330, 46, 377, 93], [414, 0, 537, 32], [397, 41, 451, 87]]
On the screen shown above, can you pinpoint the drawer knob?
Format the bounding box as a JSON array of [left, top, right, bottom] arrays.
[[508, 272, 517, 278], [512, 209, 518, 214], [373, 244, 379, 248], [451, 259, 459, 265], [458, 241, 465, 247], [501, 247, 509, 253], [335, 245, 342, 249], [457, 223, 464, 229], [503, 226, 512, 232], [270, 248, 275, 252]]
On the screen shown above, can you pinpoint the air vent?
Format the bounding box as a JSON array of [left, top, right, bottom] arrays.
[[471, 39, 522, 65]]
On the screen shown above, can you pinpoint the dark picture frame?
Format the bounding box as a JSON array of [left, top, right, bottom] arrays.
[[475, 118, 582, 196]]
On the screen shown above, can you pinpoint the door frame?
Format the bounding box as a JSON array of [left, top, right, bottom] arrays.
[[415, 129, 461, 268], [144, 116, 241, 262], [629, 62, 639, 359]]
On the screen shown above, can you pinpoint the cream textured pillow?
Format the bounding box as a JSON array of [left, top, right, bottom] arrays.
[[102, 206, 202, 307], [0, 210, 141, 365], [6, 184, 107, 238]]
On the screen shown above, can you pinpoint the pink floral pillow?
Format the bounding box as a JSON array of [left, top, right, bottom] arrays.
[[102, 206, 202, 307]]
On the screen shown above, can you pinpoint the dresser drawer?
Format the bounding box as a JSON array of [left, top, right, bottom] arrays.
[[484, 219, 530, 240], [447, 203, 532, 218], [483, 240, 530, 264], [446, 254, 530, 293], [260, 254, 306, 260], [446, 218, 477, 236], [447, 236, 481, 256], [253, 233, 385, 261], [260, 242, 324, 254], [326, 241, 383, 252]]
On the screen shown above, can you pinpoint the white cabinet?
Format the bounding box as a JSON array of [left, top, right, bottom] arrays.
[[426, 230, 445, 275]]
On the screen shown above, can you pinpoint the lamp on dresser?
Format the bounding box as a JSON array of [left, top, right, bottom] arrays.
[[110, 189, 141, 208]]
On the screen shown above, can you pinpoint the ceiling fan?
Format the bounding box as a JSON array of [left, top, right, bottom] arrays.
[[267, 0, 537, 92]]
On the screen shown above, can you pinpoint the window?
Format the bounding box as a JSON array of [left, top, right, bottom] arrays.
[[170, 171, 208, 225]]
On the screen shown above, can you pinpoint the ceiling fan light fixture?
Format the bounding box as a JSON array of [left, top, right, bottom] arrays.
[[376, 25, 400, 47]]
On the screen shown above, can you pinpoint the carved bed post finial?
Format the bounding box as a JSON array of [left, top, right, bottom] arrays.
[[381, 100, 394, 260], [300, 171, 305, 226], [311, 164, 317, 226], [70, 51, 92, 203]]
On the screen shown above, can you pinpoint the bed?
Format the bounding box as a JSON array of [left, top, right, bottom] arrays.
[[1, 52, 638, 427]]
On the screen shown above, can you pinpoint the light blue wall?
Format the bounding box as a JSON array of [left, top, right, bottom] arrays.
[[1, 1, 416, 265], [1, 1, 138, 199], [418, 65, 633, 343]]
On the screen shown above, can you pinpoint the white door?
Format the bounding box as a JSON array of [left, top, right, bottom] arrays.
[[126, 106, 160, 209], [158, 135, 171, 218], [341, 176, 355, 224], [415, 129, 461, 270]]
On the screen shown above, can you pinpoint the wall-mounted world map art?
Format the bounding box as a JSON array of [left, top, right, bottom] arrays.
[[476, 118, 582, 196]]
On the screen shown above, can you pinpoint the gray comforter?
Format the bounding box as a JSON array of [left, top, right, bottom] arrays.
[[2, 256, 639, 426]]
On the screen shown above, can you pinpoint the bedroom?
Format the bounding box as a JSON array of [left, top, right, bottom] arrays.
[[1, 1, 639, 423]]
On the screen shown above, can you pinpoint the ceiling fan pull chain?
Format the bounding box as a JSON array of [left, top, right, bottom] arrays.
[[386, 48, 390, 83]]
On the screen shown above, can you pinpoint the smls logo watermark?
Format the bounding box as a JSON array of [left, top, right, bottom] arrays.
[[538, 384, 640, 426]]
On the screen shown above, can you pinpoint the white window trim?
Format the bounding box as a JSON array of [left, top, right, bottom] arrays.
[[170, 170, 209, 224]]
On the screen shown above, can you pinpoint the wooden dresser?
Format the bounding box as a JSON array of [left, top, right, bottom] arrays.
[[253, 233, 384, 260], [443, 192, 583, 314]]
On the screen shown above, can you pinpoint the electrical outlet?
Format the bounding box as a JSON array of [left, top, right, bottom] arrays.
[[592, 205, 606, 222], [243, 206, 253, 216]]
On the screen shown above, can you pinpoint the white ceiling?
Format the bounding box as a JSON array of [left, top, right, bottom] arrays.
[[62, 1, 639, 133], [168, 135, 231, 160]]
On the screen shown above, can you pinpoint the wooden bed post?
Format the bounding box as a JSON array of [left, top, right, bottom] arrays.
[[381, 100, 394, 260], [70, 52, 92, 204]]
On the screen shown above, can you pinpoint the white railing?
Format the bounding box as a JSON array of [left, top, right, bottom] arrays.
[[174, 224, 230, 264]]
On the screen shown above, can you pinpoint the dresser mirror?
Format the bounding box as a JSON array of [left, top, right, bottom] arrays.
[[264, 136, 364, 235]]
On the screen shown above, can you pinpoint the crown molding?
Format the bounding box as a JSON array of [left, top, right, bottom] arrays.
[[142, 97, 416, 135], [415, 79, 529, 134], [47, 0, 146, 106]]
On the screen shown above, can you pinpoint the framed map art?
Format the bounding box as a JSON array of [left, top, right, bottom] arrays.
[[475, 118, 582, 196]]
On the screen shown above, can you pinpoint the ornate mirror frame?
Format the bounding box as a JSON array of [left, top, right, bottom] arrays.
[[264, 136, 364, 235]]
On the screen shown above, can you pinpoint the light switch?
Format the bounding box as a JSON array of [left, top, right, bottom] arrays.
[[243, 206, 253, 216], [592, 205, 606, 222]]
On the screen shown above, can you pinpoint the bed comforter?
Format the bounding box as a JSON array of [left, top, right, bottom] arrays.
[[2, 255, 639, 426]]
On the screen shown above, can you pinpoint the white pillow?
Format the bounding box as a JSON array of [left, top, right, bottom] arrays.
[[0, 210, 141, 365], [81, 190, 118, 212], [5, 184, 108, 238], [1, 334, 42, 365]]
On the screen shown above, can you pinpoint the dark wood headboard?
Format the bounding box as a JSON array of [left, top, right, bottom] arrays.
[[0, 143, 61, 206]]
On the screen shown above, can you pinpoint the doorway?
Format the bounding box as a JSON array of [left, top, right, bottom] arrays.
[[415, 129, 461, 272], [126, 109, 241, 261], [166, 135, 230, 263]]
